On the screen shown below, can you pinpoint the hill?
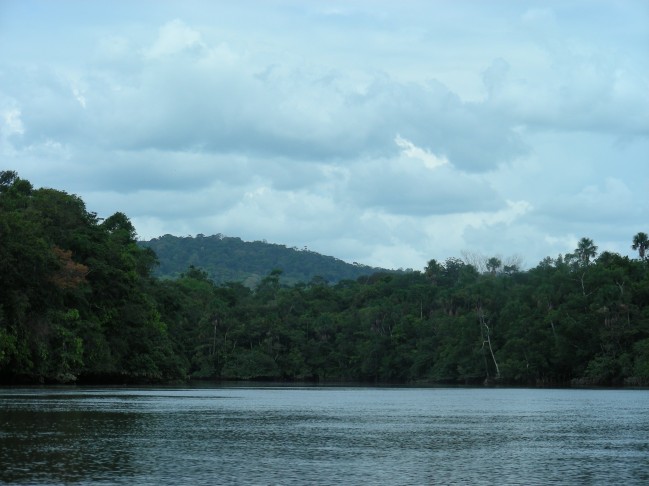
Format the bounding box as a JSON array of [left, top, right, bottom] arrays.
[[138, 233, 389, 286]]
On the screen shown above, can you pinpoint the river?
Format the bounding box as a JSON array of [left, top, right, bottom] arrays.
[[1, 385, 648, 484]]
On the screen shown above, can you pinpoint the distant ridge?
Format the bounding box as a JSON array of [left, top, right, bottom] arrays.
[[138, 233, 390, 286]]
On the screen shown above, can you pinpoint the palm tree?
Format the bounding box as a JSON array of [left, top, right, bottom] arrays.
[[632, 232, 649, 260], [576, 237, 597, 265]]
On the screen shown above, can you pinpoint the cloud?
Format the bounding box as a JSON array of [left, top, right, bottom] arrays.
[[346, 154, 503, 216], [539, 178, 638, 225], [481, 37, 649, 137], [482, 58, 510, 99], [3, 19, 530, 174], [1, 108, 25, 136], [144, 19, 206, 59], [1, 2, 647, 271], [394, 135, 448, 169]]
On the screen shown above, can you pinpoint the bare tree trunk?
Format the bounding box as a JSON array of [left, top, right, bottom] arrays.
[[477, 305, 500, 379], [211, 317, 218, 356]]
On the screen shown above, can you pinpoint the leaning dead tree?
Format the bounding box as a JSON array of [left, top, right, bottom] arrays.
[[476, 303, 500, 380]]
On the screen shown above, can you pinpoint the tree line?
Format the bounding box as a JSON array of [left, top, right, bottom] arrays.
[[1, 170, 648, 386]]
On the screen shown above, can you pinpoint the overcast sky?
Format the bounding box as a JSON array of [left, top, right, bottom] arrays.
[[1, 1, 648, 270]]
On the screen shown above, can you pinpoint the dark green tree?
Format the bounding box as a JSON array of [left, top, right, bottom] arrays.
[[575, 237, 598, 266], [632, 232, 648, 260]]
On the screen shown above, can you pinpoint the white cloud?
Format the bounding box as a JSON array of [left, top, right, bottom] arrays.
[[144, 19, 205, 59], [471, 200, 533, 227], [2, 108, 24, 136], [71, 86, 87, 109], [395, 135, 448, 170]]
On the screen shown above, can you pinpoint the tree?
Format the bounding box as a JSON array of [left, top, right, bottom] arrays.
[[576, 237, 598, 266], [424, 259, 444, 284], [0, 170, 18, 190], [632, 232, 648, 260], [486, 257, 502, 276]]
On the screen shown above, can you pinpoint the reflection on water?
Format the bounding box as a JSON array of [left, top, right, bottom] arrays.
[[1, 387, 648, 484]]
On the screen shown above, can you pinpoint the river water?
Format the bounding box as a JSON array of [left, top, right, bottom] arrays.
[[0, 386, 648, 485]]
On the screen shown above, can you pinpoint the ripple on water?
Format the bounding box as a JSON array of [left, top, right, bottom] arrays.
[[1, 387, 648, 484]]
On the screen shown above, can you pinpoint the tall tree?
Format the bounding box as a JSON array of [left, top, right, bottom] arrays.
[[576, 237, 598, 266], [486, 257, 502, 276], [632, 232, 648, 260]]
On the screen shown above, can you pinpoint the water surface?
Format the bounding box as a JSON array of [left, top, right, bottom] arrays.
[[1, 386, 647, 484]]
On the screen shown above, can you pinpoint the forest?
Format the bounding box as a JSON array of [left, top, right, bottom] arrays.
[[139, 233, 386, 287], [1, 170, 648, 386]]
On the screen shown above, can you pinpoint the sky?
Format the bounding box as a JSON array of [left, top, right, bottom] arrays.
[[1, 0, 648, 271]]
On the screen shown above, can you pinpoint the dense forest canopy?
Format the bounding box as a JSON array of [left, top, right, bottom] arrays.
[[1, 170, 648, 386], [139, 233, 387, 287]]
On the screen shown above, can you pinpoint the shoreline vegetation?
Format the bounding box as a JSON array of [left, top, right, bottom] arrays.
[[1, 170, 648, 387]]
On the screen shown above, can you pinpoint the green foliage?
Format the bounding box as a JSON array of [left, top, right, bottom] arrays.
[[0, 171, 185, 384], [632, 232, 649, 260], [632, 338, 649, 384], [169, 237, 645, 386], [139, 233, 388, 286], [2, 170, 648, 387]]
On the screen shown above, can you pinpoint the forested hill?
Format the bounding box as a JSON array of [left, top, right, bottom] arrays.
[[139, 234, 388, 286]]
